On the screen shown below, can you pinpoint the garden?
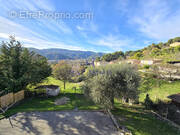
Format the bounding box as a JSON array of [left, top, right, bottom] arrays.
[[0, 38, 179, 135]]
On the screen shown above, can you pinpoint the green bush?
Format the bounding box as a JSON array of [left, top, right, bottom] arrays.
[[143, 65, 150, 69]]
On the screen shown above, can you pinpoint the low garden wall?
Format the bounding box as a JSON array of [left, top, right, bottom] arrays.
[[0, 90, 24, 108]]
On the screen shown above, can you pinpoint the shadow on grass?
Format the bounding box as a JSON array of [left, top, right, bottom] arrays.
[[113, 103, 179, 135]]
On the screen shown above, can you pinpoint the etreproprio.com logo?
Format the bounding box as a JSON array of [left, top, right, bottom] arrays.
[[9, 10, 93, 20]]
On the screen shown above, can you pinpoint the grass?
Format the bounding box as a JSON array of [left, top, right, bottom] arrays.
[[113, 103, 179, 135], [1, 77, 179, 135], [0, 77, 99, 119], [27, 76, 82, 93], [139, 80, 180, 102], [1, 93, 100, 119]]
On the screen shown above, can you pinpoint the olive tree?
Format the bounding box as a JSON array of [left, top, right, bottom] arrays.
[[83, 63, 140, 109]]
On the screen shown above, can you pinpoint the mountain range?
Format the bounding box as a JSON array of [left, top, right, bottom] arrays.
[[28, 48, 104, 60]]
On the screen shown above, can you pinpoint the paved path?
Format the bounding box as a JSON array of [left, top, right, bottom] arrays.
[[0, 111, 121, 135]]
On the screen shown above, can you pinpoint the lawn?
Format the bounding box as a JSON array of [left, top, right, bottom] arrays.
[[1, 93, 100, 119], [139, 80, 180, 102], [113, 103, 179, 135], [1, 77, 99, 118], [27, 76, 82, 93], [1, 77, 179, 135]]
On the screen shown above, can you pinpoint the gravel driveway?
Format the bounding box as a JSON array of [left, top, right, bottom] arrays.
[[0, 111, 121, 135]]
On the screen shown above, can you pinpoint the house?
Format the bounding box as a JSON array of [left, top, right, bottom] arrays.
[[168, 93, 180, 107], [170, 42, 180, 47], [140, 59, 162, 65], [167, 61, 180, 67], [35, 85, 60, 96], [126, 59, 140, 65], [94, 61, 108, 67]]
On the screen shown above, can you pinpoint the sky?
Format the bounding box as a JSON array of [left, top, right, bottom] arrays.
[[0, 0, 180, 53]]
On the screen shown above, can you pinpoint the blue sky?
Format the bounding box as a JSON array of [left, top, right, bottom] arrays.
[[0, 0, 180, 52]]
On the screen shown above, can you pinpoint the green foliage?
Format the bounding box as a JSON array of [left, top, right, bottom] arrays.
[[1, 76, 179, 135], [88, 74, 114, 109], [125, 50, 136, 57], [53, 61, 72, 89], [151, 48, 161, 56], [173, 37, 180, 42], [132, 52, 143, 59], [113, 104, 179, 135], [101, 51, 124, 62], [83, 64, 140, 109], [143, 65, 150, 69], [139, 77, 180, 102], [127, 37, 180, 61], [167, 39, 173, 45], [95, 56, 101, 61], [174, 45, 180, 52], [139, 75, 154, 93], [0, 37, 51, 93]]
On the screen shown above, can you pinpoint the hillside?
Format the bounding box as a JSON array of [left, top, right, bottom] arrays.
[[96, 37, 180, 62], [28, 48, 104, 60], [126, 37, 180, 61]]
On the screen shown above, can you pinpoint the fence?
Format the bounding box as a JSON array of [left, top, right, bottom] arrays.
[[0, 90, 24, 108]]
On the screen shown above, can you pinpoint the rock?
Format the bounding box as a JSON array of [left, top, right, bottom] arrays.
[[54, 97, 70, 105]]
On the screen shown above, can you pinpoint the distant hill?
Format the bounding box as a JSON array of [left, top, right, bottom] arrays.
[[125, 37, 180, 61], [97, 37, 180, 62], [28, 48, 104, 60]]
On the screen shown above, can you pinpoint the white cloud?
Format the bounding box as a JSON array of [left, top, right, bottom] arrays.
[[76, 21, 98, 32], [128, 0, 180, 40], [0, 16, 45, 40], [23, 40, 87, 51], [0, 32, 86, 51], [0, 0, 77, 50], [88, 34, 137, 51], [0, 16, 83, 50], [76, 26, 84, 31], [0, 0, 54, 11], [36, 19, 72, 34]]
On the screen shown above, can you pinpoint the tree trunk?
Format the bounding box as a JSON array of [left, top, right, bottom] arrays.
[[111, 97, 114, 110], [64, 81, 66, 90]]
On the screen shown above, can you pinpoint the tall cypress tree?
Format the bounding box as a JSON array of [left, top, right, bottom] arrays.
[[0, 36, 51, 93]]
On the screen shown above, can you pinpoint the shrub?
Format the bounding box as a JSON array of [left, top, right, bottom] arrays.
[[143, 65, 150, 69]]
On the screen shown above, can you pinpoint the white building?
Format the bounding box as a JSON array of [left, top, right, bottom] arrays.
[[94, 61, 108, 67], [140, 59, 162, 65], [170, 42, 180, 47]]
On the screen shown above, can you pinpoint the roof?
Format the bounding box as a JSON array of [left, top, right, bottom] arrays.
[[167, 60, 180, 64], [35, 85, 59, 90], [168, 93, 180, 103]]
